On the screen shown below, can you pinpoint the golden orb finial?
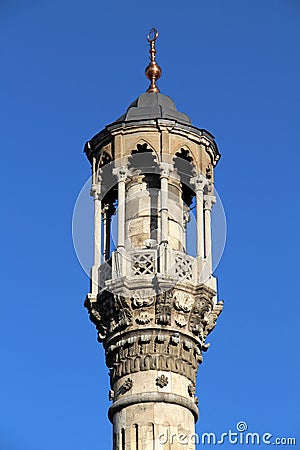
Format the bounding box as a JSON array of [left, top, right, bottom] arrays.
[[145, 27, 162, 93]]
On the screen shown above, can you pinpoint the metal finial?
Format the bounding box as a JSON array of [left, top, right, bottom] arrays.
[[145, 27, 162, 93]]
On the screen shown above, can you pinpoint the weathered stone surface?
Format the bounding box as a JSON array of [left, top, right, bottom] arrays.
[[85, 285, 223, 386], [84, 95, 223, 450]]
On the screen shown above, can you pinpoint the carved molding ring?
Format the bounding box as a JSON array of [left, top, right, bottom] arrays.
[[108, 392, 199, 423]]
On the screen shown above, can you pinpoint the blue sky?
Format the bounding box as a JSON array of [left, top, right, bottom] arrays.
[[1, 1, 299, 449]]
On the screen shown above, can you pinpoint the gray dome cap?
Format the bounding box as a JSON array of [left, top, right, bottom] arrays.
[[115, 92, 192, 125]]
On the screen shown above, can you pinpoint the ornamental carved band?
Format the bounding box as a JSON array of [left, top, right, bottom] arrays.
[[84, 287, 223, 385]]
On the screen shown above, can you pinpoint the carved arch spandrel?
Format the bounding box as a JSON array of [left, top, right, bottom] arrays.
[[134, 139, 158, 159], [127, 138, 160, 162], [200, 150, 215, 183], [96, 142, 114, 171], [174, 145, 196, 165]]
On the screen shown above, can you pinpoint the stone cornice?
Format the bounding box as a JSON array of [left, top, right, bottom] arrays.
[[104, 275, 217, 297], [84, 120, 220, 166]]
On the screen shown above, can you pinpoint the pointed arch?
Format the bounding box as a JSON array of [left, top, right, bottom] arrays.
[[131, 138, 159, 161], [128, 138, 159, 175], [174, 145, 196, 165], [173, 146, 196, 207], [96, 143, 114, 171]]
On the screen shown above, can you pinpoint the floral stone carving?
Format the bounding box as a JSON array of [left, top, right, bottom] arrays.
[[188, 383, 196, 397], [174, 291, 194, 312], [118, 378, 133, 395], [131, 289, 155, 308], [156, 374, 169, 388], [155, 289, 173, 325], [136, 311, 152, 324]]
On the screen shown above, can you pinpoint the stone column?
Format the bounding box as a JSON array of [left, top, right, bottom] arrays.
[[183, 209, 190, 252], [102, 203, 115, 261], [111, 399, 196, 450], [159, 163, 172, 273], [191, 175, 207, 279], [113, 166, 127, 276], [203, 194, 216, 276], [90, 181, 101, 295], [160, 164, 172, 244]]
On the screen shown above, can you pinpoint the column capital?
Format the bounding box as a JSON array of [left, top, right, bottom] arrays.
[[190, 174, 208, 191], [159, 162, 173, 178], [96, 168, 102, 183], [203, 195, 216, 211], [90, 184, 101, 200], [112, 166, 128, 181], [183, 210, 191, 224]]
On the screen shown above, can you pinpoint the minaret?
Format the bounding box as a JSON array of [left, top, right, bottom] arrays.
[[84, 29, 223, 450]]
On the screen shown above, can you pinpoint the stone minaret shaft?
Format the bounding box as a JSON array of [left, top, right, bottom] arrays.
[[84, 30, 223, 450]]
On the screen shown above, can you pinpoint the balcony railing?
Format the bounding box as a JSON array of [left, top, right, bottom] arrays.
[[99, 247, 197, 285]]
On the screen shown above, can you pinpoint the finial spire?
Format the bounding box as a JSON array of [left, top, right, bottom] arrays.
[[145, 28, 162, 93]]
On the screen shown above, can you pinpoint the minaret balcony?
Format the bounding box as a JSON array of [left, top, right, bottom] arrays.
[[97, 247, 201, 287]]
